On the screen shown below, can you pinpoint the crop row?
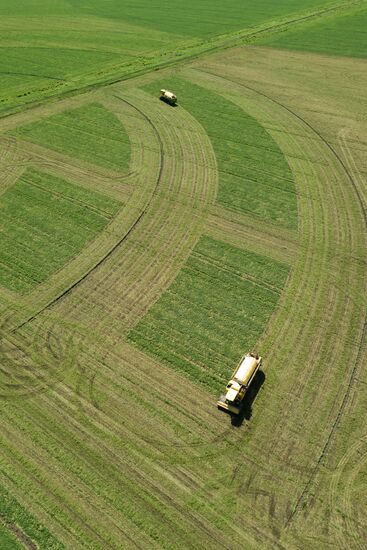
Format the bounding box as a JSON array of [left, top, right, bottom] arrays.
[[129, 235, 289, 392], [143, 77, 298, 228], [9, 103, 131, 173]]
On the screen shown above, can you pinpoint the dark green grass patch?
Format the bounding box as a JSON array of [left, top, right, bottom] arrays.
[[129, 236, 289, 392], [0, 483, 64, 549], [9, 103, 131, 173], [0, 47, 126, 81], [258, 7, 367, 59], [0, 169, 121, 293], [67, 0, 335, 38], [0, 522, 22, 550], [143, 78, 297, 228]]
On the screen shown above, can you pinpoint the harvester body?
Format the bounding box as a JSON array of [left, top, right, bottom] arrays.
[[160, 89, 177, 105], [217, 353, 262, 414]]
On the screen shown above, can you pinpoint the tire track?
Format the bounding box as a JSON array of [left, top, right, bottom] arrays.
[[50, 89, 217, 343], [187, 67, 367, 532], [11, 94, 163, 333]]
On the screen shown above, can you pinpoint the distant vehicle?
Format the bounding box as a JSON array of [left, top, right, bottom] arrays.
[[160, 89, 177, 105], [217, 353, 262, 415]]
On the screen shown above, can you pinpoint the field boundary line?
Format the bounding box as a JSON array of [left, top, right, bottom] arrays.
[[0, 0, 365, 118], [12, 137, 133, 203], [205, 212, 297, 265]]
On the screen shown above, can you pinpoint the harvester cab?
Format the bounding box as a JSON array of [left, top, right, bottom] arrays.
[[217, 353, 262, 415], [160, 89, 177, 105]]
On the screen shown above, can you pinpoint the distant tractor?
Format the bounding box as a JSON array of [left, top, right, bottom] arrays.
[[217, 353, 262, 415], [160, 89, 177, 105]]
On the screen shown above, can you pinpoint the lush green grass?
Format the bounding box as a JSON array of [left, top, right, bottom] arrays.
[[143, 77, 297, 228], [9, 103, 131, 172], [0, 483, 64, 549], [259, 7, 367, 58], [0, 523, 22, 550], [66, 0, 335, 37], [0, 0, 335, 38], [0, 47, 127, 81], [129, 236, 289, 392], [0, 169, 121, 293]]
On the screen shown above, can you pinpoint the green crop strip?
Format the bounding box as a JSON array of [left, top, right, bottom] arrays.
[[258, 6, 367, 58], [0, 522, 22, 550], [0, 483, 64, 549], [9, 103, 131, 173], [0, 169, 121, 293], [129, 236, 289, 393], [143, 77, 297, 228]]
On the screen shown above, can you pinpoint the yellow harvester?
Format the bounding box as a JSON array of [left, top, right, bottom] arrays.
[[160, 89, 177, 105], [217, 353, 262, 414]]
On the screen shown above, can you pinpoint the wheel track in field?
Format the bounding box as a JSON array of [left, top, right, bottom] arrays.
[[50, 89, 217, 344], [186, 69, 331, 452], [329, 435, 367, 549], [0, 95, 247, 548], [1, 343, 275, 549], [188, 68, 367, 532], [10, 92, 163, 333], [2, 94, 161, 396], [0, 357, 238, 549], [0, 136, 24, 198]]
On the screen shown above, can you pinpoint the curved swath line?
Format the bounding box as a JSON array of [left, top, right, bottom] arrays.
[[12, 96, 164, 333], [197, 68, 367, 524]]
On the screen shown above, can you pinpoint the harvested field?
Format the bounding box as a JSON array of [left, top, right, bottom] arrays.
[[0, 5, 366, 549]]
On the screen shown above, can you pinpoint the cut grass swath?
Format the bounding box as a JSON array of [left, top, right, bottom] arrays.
[[142, 77, 298, 228]]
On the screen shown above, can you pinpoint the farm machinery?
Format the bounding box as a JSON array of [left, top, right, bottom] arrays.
[[217, 353, 262, 415], [160, 89, 177, 105]]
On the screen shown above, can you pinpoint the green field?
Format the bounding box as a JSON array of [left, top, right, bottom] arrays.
[[65, 0, 336, 37], [0, 169, 121, 293], [0, 524, 22, 550], [259, 7, 367, 58], [143, 78, 297, 228], [9, 103, 131, 172], [0, 0, 340, 114], [129, 236, 289, 391]]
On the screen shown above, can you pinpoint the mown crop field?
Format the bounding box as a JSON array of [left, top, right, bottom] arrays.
[[0, 1, 367, 549], [0, 168, 121, 293], [9, 103, 131, 172]]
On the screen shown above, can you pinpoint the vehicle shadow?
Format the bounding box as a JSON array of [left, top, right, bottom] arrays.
[[230, 370, 265, 428], [159, 97, 178, 107]]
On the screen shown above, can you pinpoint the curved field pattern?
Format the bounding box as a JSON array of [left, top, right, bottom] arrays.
[[0, 31, 367, 550]]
